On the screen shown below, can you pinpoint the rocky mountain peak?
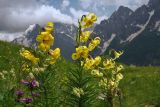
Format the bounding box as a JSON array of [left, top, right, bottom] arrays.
[[117, 6, 133, 14], [148, 0, 160, 9], [25, 24, 40, 38], [110, 6, 133, 20], [24, 24, 39, 33]]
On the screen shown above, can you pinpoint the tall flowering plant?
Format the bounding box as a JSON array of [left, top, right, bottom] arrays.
[[95, 49, 124, 107], [63, 13, 102, 106], [16, 22, 61, 107], [64, 13, 124, 107]]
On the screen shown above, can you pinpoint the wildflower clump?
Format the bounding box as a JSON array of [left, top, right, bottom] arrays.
[[70, 13, 124, 107], [0, 13, 125, 107], [16, 22, 61, 106], [97, 50, 124, 107], [16, 73, 40, 106]]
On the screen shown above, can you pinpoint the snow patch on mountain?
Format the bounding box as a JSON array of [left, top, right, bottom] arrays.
[[24, 24, 37, 36], [59, 30, 74, 40], [155, 21, 160, 31], [122, 10, 155, 43], [155, 21, 160, 28], [62, 33, 74, 40], [129, 12, 132, 15], [158, 27, 160, 32], [136, 24, 144, 28], [100, 33, 116, 54]]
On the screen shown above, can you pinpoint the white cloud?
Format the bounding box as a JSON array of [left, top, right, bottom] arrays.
[[116, 0, 149, 10], [0, 3, 75, 41], [61, 0, 70, 9], [3, 5, 73, 32], [70, 8, 108, 25], [96, 16, 108, 24], [0, 6, 108, 41], [0, 32, 23, 41], [70, 7, 89, 25], [80, 0, 116, 9], [79, 0, 149, 10], [79, 0, 93, 9]]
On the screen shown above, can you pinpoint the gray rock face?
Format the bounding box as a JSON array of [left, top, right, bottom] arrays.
[[13, 24, 41, 47], [92, 0, 160, 65]]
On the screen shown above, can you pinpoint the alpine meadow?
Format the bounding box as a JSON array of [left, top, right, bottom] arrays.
[[0, 0, 160, 107]]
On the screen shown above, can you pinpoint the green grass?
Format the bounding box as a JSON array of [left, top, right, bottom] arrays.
[[0, 41, 160, 107], [0, 40, 23, 70], [120, 66, 160, 107]]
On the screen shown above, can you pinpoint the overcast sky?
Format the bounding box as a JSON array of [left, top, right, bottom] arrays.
[[0, 0, 149, 41]]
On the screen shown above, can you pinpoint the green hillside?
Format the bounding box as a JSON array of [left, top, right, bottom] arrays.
[[0, 41, 23, 70], [0, 41, 160, 107]]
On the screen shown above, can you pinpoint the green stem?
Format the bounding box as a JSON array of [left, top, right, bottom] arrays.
[[43, 86, 48, 107], [78, 98, 82, 107], [78, 60, 83, 107], [107, 92, 114, 107], [76, 20, 82, 47], [119, 95, 121, 107], [76, 17, 83, 107], [109, 97, 114, 107]]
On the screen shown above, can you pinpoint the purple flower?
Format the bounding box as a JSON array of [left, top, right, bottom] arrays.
[[31, 80, 39, 88], [19, 97, 33, 104], [32, 92, 40, 97], [16, 90, 24, 97], [21, 79, 29, 85]]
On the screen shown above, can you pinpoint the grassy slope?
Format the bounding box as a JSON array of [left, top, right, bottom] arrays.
[[120, 67, 160, 107], [0, 40, 23, 70], [0, 41, 160, 107]]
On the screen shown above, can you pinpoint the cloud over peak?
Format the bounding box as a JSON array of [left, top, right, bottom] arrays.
[[0, 0, 75, 33], [0, 0, 149, 34]]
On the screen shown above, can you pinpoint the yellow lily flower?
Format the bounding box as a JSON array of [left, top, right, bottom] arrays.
[[108, 80, 115, 87], [36, 32, 54, 51], [49, 48, 61, 64], [103, 59, 115, 69], [73, 87, 84, 98], [83, 58, 95, 70], [77, 46, 89, 58], [80, 31, 90, 43], [116, 73, 123, 81], [22, 64, 30, 72], [44, 22, 54, 33], [99, 78, 108, 87], [88, 37, 101, 51], [116, 65, 124, 72], [83, 56, 101, 70], [20, 49, 39, 64], [93, 37, 101, 45], [81, 13, 97, 28], [114, 50, 124, 59], [91, 69, 103, 77], [94, 56, 101, 66], [72, 53, 80, 60], [72, 46, 89, 60]]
